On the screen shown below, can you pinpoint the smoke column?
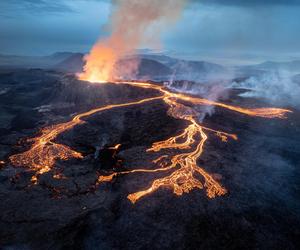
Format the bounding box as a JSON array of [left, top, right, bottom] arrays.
[[79, 0, 186, 83]]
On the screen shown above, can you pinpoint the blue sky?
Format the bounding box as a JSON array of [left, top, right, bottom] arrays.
[[0, 0, 299, 60]]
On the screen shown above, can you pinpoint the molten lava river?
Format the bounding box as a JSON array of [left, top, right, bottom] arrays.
[[9, 81, 292, 203]]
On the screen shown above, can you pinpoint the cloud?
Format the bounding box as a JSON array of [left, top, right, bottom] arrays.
[[0, 0, 74, 16], [190, 0, 300, 7], [163, 2, 300, 58]]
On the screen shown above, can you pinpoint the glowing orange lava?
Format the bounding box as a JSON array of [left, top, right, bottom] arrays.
[[78, 44, 117, 83], [9, 80, 291, 203], [9, 95, 163, 182]]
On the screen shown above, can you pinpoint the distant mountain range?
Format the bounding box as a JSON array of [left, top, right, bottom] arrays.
[[52, 52, 227, 81], [0, 52, 75, 69], [1, 51, 300, 82], [0, 52, 227, 81]]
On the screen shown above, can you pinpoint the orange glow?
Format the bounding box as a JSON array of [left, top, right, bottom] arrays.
[[30, 175, 38, 185], [108, 144, 122, 150], [53, 173, 67, 179], [173, 93, 292, 119], [9, 80, 292, 203], [78, 43, 117, 83]]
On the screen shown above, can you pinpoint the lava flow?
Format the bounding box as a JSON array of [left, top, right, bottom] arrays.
[[9, 80, 291, 202], [9, 95, 163, 183]]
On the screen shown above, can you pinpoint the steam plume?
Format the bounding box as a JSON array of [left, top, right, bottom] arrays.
[[79, 0, 186, 83], [231, 70, 300, 108]]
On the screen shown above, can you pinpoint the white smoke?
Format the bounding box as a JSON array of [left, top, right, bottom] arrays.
[[165, 80, 229, 122], [231, 70, 300, 108], [197, 84, 228, 122], [164, 63, 233, 122]]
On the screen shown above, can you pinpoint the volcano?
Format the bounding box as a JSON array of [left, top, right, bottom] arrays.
[[0, 66, 299, 249], [1, 0, 299, 247]]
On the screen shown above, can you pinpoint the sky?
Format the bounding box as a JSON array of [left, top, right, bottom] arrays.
[[0, 0, 299, 61]]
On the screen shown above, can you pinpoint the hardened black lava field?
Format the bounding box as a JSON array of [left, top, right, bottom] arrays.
[[0, 70, 299, 249]]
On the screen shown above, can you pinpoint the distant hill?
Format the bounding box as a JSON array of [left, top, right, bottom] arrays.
[[114, 57, 172, 80], [241, 60, 300, 72], [53, 53, 85, 73], [170, 60, 225, 74], [47, 52, 76, 62], [138, 54, 178, 66], [140, 54, 225, 72], [137, 58, 172, 77], [0, 52, 77, 69], [139, 54, 227, 80]]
